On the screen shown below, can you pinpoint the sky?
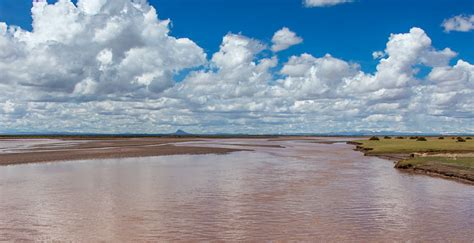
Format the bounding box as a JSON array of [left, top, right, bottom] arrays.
[[0, 0, 473, 134]]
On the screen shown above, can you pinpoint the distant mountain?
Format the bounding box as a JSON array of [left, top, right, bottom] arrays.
[[172, 129, 191, 136]]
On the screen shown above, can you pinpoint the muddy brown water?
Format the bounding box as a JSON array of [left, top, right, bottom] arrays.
[[0, 138, 473, 241]]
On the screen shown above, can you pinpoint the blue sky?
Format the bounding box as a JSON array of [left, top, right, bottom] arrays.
[[0, 0, 473, 134], [1, 0, 472, 72]]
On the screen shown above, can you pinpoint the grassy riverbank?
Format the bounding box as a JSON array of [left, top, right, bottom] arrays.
[[352, 137, 474, 183], [354, 137, 474, 154]]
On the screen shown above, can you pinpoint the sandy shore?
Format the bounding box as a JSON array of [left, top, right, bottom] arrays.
[[0, 138, 245, 166]]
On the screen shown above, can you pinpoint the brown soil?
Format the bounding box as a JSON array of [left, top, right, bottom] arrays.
[[395, 163, 474, 185], [0, 138, 245, 166]]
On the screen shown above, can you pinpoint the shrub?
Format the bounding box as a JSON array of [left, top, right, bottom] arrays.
[[466, 137, 472, 140], [416, 137, 427, 141], [369, 136, 379, 141], [409, 136, 418, 140], [438, 137, 444, 139], [396, 136, 404, 139], [457, 137, 466, 142], [384, 136, 391, 139]]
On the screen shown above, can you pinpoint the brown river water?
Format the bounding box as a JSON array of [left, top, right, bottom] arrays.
[[0, 138, 473, 241]]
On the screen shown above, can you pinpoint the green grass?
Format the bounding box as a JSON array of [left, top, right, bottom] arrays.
[[354, 137, 474, 155]]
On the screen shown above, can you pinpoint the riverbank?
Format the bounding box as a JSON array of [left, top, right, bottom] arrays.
[[0, 137, 245, 166], [349, 137, 474, 184]]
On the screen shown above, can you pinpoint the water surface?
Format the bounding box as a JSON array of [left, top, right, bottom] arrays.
[[0, 139, 85, 154], [0, 139, 472, 241]]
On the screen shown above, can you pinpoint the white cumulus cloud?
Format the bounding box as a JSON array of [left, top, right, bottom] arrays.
[[442, 15, 474, 32], [271, 27, 303, 52], [0, 0, 472, 134], [0, 0, 206, 101]]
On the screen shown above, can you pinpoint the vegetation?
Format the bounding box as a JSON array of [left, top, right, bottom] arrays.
[[438, 137, 444, 139], [369, 136, 380, 141], [457, 137, 466, 142], [417, 137, 427, 141], [354, 137, 474, 182], [354, 137, 474, 155], [396, 136, 404, 139], [384, 136, 391, 139]]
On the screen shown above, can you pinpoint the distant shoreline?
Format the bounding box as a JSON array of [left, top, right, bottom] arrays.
[[0, 137, 245, 166], [0, 136, 353, 166]]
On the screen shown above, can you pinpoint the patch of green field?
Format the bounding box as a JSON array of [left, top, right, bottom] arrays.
[[354, 137, 474, 155]]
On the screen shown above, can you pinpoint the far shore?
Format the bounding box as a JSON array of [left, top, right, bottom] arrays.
[[0, 136, 352, 165], [0, 137, 246, 166]]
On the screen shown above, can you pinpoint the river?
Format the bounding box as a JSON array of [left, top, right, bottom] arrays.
[[0, 138, 472, 241]]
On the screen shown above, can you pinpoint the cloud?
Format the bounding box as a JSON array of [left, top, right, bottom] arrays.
[[303, 0, 352, 8], [423, 60, 474, 118], [372, 51, 385, 59], [344, 27, 457, 92], [173, 33, 276, 102], [0, 0, 206, 102], [0, 0, 473, 134], [442, 15, 474, 32], [212, 34, 266, 69], [277, 53, 359, 98], [271, 27, 303, 52]]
